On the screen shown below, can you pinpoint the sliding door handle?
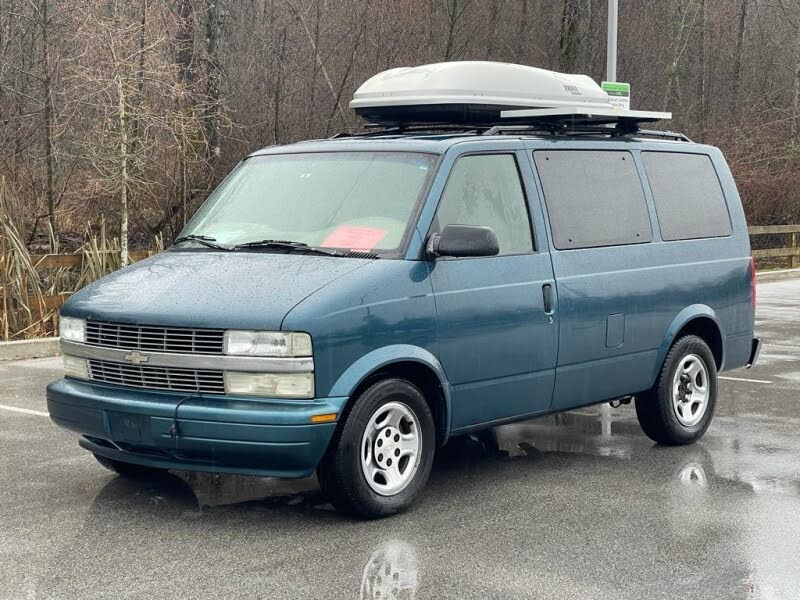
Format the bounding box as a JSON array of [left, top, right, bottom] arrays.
[[542, 283, 553, 315]]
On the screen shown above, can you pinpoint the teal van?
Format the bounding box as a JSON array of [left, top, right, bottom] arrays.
[[47, 63, 760, 518]]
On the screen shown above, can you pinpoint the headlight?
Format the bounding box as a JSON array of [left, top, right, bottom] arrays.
[[59, 317, 86, 343], [63, 354, 89, 379], [224, 372, 314, 398], [224, 331, 312, 357]]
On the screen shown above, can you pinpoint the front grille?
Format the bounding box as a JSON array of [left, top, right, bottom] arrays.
[[88, 359, 226, 395], [85, 321, 225, 355]]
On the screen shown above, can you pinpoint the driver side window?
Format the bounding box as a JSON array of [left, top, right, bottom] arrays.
[[433, 154, 534, 255]]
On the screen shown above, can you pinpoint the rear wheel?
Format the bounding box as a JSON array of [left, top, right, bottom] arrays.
[[317, 378, 435, 519], [93, 453, 164, 478], [635, 335, 717, 445]]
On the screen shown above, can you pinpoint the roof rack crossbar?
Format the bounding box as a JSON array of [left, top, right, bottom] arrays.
[[634, 129, 693, 143], [330, 123, 483, 139], [482, 124, 624, 137], [480, 124, 691, 142]]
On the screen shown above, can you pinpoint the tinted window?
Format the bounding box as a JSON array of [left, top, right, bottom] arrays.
[[642, 152, 732, 241], [434, 154, 534, 255], [533, 150, 652, 250]]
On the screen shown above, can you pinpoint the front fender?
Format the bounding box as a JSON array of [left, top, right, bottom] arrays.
[[328, 344, 453, 442], [655, 304, 724, 380]]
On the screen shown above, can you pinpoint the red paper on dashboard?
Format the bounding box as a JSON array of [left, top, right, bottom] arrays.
[[321, 226, 388, 251]]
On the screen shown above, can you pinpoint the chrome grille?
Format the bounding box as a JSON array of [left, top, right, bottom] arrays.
[[85, 321, 225, 355], [88, 359, 225, 395]]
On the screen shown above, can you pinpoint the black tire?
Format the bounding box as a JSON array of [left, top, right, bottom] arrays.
[[635, 335, 718, 445], [93, 453, 163, 478], [317, 378, 436, 519]]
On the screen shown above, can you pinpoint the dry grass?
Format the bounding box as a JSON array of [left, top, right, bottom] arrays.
[[0, 178, 162, 341]]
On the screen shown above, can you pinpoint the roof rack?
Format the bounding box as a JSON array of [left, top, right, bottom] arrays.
[[331, 122, 689, 143], [481, 124, 690, 142], [497, 106, 672, 134], [332, 105, 683, 141]]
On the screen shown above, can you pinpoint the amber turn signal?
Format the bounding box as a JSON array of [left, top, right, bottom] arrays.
[[310, 413, 337, 424]]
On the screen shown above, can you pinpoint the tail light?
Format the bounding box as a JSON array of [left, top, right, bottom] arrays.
[[750, 257, 757, 309]]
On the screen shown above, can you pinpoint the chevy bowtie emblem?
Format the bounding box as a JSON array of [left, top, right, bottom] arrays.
[[124, 351, 150, 365]]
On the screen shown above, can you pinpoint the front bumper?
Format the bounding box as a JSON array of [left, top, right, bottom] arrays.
[[46, 378, 348, 478]]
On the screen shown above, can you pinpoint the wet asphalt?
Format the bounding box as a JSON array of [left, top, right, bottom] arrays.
[[1, 279, 799, 599]]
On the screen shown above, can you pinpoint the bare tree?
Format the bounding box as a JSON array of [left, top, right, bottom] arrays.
[[5, 0, 800, 257], [36, 0, 57, 250], [733, 0, 749, 112], [203, 0, 222, 162], [431, 0, 475, 61]]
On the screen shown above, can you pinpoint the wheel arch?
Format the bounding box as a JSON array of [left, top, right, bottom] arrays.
[[328, 345, 453, 446], [656, 306, 725, 380]]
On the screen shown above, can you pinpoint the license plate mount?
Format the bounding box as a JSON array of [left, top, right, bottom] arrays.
[[107, 412, 150, 443]]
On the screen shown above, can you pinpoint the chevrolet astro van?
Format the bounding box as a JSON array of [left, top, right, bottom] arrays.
[[47, 63, 761, 518]]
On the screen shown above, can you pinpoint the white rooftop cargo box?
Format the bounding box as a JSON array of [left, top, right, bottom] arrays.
[[350, 61, 613, 125], [350, 61, 671, 131]]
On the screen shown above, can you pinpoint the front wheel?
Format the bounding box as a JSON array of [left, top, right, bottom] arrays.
[[317, 378, 436, 519], [635, 335, 718, 445]]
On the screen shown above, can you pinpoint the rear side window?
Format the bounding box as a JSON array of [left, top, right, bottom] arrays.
[[433, 154, 534, 255], [533, 150, 652, 250], [641, 152, 732, 241]]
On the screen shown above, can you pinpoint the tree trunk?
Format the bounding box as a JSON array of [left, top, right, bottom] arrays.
[[516, 0, 528, 64], [443, 0, 458, 61], [131, 0, 148, 143], [324, 6, 368, 136], [175, 0, 194, 239], [176, 0, 195, 84], [204, 0, 221, 161], [698, 0, 706, 142], [484, 0, 501, 60], [558, 0, 579, 73], [117, 74, 129, 267], [292, 2, 345, 119], [272, 28, 287, 145], [40, 0, 57, 251], [663, 1, 698, 112], [732, 0, 747, 114], [793, 20, 800, 142]]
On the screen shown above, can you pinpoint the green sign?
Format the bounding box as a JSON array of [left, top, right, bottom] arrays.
[[602, 81, 630, 111]]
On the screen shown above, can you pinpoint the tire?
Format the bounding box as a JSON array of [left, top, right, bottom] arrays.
[[317, 378, 436, 519], [635, 335, 718, 445], [93, 453, 163, 478]]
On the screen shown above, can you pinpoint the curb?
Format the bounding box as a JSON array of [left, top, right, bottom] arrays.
[[757, 268, 800, 283], [0, 337, 60, 361]]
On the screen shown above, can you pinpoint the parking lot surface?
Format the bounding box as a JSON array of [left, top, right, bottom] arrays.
[[1, 278, 798, 599]]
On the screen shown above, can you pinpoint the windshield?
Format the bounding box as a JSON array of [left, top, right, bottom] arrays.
[[178, 151, 437, 256]]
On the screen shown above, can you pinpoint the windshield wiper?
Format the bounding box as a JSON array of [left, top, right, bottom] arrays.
[[232, 239, 346, 257], [173, 234, 230, 251]]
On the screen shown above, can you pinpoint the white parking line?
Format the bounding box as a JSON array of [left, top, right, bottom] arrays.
[[719, 376, 773, 385], [0, 404, 49, 417]]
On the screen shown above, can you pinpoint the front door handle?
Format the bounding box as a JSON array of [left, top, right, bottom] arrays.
[[542, 283, 553, 315]]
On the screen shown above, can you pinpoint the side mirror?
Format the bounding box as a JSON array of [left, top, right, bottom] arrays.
[[427, 225, 500, 258]]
